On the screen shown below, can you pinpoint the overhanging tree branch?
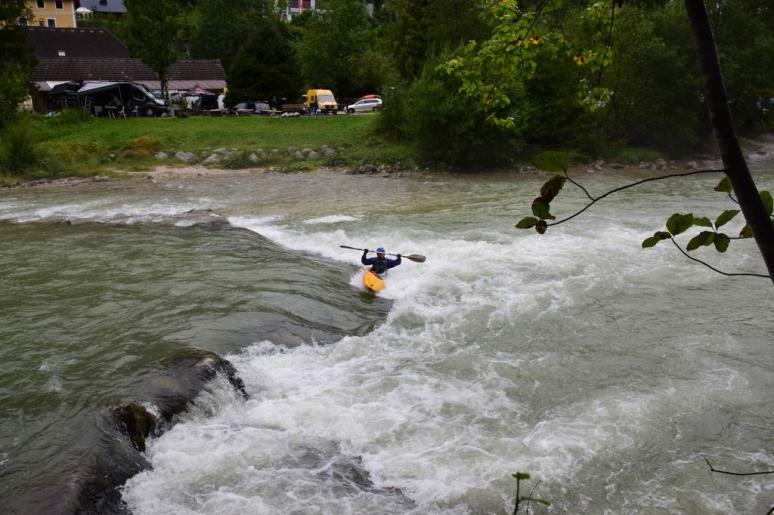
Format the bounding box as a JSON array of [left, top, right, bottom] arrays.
[[548, 169, 725, 227], [684, 0, 774, 284], [703, 457, 774, 476], [671, 239, 769, 279]]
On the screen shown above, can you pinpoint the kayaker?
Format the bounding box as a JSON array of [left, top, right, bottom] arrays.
[[362, 247, 401, 275]]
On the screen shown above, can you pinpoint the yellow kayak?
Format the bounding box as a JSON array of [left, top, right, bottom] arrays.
[[363, 268, 384, 292]]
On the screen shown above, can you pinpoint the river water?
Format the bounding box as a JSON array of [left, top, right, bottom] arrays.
[[1, 162, 772, 514]]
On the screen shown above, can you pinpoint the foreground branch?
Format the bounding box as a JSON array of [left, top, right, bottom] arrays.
[[548, 169, 726, 227], [672, 240, 770, 279], [684, 0, 774, 284], [704, 457, 774, 476]]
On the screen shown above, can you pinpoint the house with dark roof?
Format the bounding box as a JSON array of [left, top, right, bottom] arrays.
[[75, 0, 127, 15], [26, 27, 227, 112], [25, 26, 130, 58]]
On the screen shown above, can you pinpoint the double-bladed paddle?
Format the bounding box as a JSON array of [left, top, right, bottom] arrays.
[[340, 245, 426, 263]]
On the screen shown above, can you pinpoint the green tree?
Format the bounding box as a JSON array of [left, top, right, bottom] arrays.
[[190, 0, 266, 72], [602, 3, 705, 152], [0, 0, 34, 127], [225, 20, 303, 104], [511, 0, 774, 282], [709, 0, 774, 132], [381, 0, 490, 79], [295, 0, 378, 98], [385, 51, 527, 165], [124, 0, 186, 100]]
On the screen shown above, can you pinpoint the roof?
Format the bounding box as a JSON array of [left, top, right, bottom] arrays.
[[76, 0, 127, 14], [169, 60, 227, 81], [25, 27, 129, 59], [31, 58, 227, 90], [32, 58, 155, 81]]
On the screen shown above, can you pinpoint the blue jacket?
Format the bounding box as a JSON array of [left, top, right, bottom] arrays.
[[362, 251, 401, 275]]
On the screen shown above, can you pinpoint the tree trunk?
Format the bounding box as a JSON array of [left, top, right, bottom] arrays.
[[160, 68, 169, 105], [683, 0, 774, 283]]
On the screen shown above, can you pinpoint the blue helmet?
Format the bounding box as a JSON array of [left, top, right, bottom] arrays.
[[376, 247, 386, 253]]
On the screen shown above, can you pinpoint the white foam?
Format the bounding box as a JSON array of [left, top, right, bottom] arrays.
[[124, 170, 774, 513], [303, 214, 361, 225], [1, 198, 220, 224]]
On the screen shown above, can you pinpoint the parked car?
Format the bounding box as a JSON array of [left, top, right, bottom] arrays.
[[346, 97, 382, 114], [231, 101, 272, 116], [192, 93, 226, 115], [74, 81, 168, 117], [305, 89, 338, 114]]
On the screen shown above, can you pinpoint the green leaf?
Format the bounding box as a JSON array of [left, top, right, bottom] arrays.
[[739, 224, 752, 238], [761, 191, 773, 216], [666, 213, 694, 236], [516, 216, 538, 229], [539, 175, 566, 202], [535, 220, 547, 234], [714, 209, 739, 228], [531, 198, 555, 220], [512, 472, 531, 480], [692, 217, 713, 228], [533, 150, 569, 173], [714, 176, 732, 193], [714, 233, 730, 252], [642, 231, 671, 248], [686, 231, 715, 251]]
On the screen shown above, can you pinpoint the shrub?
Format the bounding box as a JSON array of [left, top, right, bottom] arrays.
[[0, 119, 41, 175], [386, 53, 526, 166], [119, 136, 162, 160], [50, 107, 92, 127], [221, 150, 254, 169]]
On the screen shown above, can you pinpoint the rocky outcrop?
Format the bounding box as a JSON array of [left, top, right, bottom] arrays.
[[146, 348, 247, 422], [110, 349, 247, 449], [13, 348, 248, 515], [110, 402, 157, 452], [175, 151, 197, 163]]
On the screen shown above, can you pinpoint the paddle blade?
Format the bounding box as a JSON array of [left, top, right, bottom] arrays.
[[405, 254, 426, 263]]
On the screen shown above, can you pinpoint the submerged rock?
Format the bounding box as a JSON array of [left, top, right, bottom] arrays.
[[148, 348, 247, 421], [171, 208, 228, 227], [13, 348, 247, 515], [110, 402, 157, 452]]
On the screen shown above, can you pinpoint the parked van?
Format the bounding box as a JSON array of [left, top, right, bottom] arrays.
[[305, 89, 338, 114]]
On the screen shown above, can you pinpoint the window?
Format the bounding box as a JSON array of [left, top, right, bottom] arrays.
[[47, 18, 56, 27], [37, 0, 44, 8], [55, 0, 63, 8]]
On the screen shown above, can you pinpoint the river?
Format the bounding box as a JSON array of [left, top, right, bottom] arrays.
[[1, 161, 772, 514]]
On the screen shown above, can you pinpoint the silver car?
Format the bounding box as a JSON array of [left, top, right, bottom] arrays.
[[346, 97, 382, 114]]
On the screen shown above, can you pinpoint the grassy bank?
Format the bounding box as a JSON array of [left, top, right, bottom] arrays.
[[3, 111, 739, 187], [0, 113, 416, 184]]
